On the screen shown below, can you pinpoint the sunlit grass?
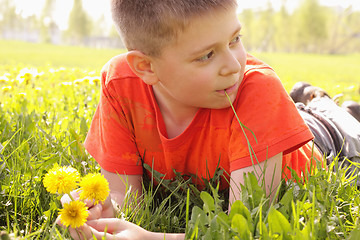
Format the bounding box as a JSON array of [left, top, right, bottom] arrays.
[[0, 40, 125, 70], [254, 52, 360, 102], [0, 41, 359, 238]]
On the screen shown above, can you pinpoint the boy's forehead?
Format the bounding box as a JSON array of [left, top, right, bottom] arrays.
[[169, 8, 240, 51]]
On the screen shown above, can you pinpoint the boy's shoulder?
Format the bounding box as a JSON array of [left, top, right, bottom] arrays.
[[245, 53, 274, 73], [101, 53, 138, 85], [243, 54, 279, 87]]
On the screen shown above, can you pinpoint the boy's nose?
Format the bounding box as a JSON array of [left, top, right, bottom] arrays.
[[219, 50, 241, 76]]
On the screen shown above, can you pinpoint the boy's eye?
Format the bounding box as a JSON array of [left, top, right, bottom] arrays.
[[230, 34, 242, 45], [197, 51, 214, 61]]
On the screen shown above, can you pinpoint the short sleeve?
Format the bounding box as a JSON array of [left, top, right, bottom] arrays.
[[84, 68, 143, 175], [229, 67, 314, 172]]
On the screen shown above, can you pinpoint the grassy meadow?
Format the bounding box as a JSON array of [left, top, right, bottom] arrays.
[[1, 40, 360, 239], [1, 40, 359, 100], [0, 40, 125, 69]]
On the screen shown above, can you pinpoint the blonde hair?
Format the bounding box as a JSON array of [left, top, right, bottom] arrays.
[[111, 0, 237, 56]]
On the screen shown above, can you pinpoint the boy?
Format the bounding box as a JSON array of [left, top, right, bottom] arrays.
[[62, 0, 321, 239]]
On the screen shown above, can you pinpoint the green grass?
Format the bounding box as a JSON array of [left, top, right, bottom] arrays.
[[1, 40, 358, 101], [0, 40, 125, 70], [254, 52, 360, 102], [0, 40, 360, 239]]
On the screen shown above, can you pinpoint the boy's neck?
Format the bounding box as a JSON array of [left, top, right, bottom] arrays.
[[152, 84, 199, 139]]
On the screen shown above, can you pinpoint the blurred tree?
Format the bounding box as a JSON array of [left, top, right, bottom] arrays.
[[273, 0, 294, 52], [239, 9, 255, 51], [343, 10, 360, 53], [256, 1, 275, 51], [0, 0, 40, 41], [40, 0, 56, 43], [66, 0, 91, 45], [328, 7, 360, 54], [91, 14, 107, 37], [0, 0, 18, 36], [293, 0, 328, 52], [240, 2, 275, 52]]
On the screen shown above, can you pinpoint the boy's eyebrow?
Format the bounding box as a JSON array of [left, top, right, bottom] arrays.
[[190, 24, 242, 57]]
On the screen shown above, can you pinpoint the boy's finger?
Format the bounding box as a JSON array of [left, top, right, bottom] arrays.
[[60, 191, 95, 209], [60, 194, 72, 205], [87, 218, 122, 233], [83, 198, 95, 208], [68, 224, 93, 240], [60, 190, 81, 205], [87, 204, 103, 220], [55, 216, 65, 228], [88, 226, 116, 240]]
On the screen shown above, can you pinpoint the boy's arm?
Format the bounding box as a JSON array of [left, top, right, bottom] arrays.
[[229, 152, 283, 207], [100, 168, 143, 218]]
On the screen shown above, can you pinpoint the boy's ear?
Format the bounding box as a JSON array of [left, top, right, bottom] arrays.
[[126, 51, 158, 85]]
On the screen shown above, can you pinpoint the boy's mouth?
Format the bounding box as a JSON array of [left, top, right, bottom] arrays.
[[216, 82, 239, 95]]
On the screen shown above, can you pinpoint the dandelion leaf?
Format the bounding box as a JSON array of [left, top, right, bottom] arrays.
[[229, 200, 254, 233], [278, 187, 294, 217], [231, 214, 251, 239], [200, 191, 215, 214], [229, 200, 251, 221], [190, 206, 208, 232], [268, 206, 291, 240], [256, 220, 270, 239], [242, 172, 265, 209]]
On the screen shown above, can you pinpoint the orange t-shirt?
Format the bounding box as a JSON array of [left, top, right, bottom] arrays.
[[84, 53, 322, 186]]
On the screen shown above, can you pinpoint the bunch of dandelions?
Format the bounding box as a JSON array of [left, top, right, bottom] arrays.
[[43, 164, 110, 228]]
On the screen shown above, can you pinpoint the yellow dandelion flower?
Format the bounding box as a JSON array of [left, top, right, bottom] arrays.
[[1, 86, 12, 93], [0, 76, 9, 84], [59, 200, 89, 228], [79, 173, 110, 204], [73, 78, 84, 85], [90, 76, 100, 85], [16, 68, 37, 85], [43, 164, 80, 194], [22, 73, 32, 84], [18, 92, 27, 99], [82, 77, 90, 84]]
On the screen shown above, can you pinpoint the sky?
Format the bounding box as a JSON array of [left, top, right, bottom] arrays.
[[12, 0, 360, 30]]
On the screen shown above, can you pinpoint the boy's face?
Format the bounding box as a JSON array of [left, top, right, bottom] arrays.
[[150, 7, 246, 111]]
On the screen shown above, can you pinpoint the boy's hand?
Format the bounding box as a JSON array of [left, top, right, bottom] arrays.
[[60, 190, 115, 219], [56, 190, 116, 239], [87, 218, 149, 240], [55, 218, 93, 240], [57, 218, 150, 240]]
